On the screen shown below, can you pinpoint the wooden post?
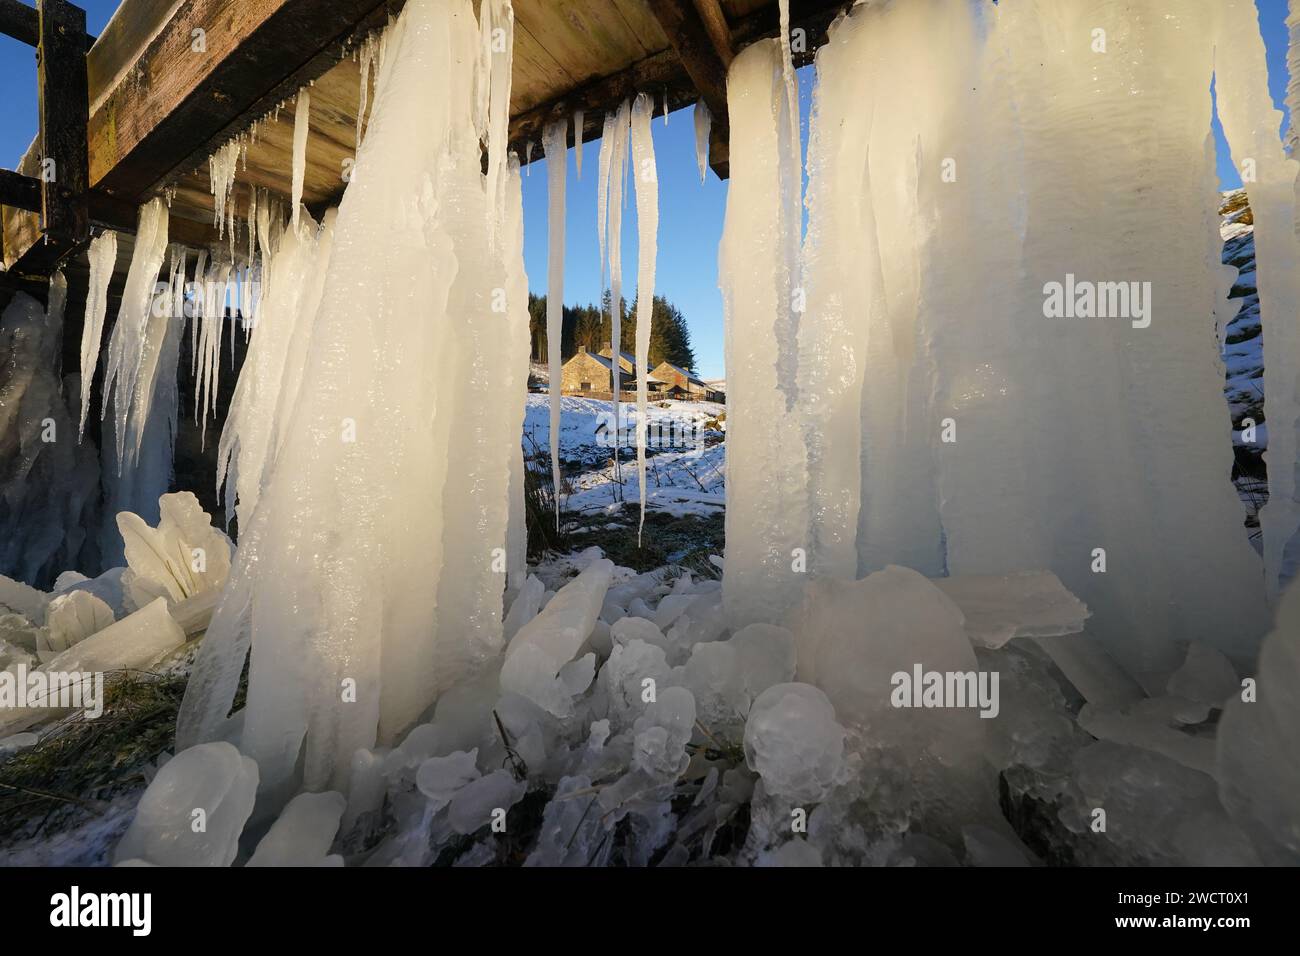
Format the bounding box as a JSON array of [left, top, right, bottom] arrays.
[[37, 0, 91, 254]]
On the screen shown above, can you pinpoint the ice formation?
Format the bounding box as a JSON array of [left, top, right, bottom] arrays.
[[0, 289, 101, 586], [218, 208, 335, 528], [247, 791, 346, 866], [598, 100, 632, 489], [78, 230, 117, 440], [290, 90, 310, 230], [629, 93, 659, 539], [178, 0, 532, 803], [117, 492, 232, 611], [692, 100, 711, 183], [721, 0, 1280, 679], [114, 742, 258, 867], [573, 109, 584, 179], [718, 40, 808, 628], [98, 200, 187, 566], [543, 118, 566, 524]]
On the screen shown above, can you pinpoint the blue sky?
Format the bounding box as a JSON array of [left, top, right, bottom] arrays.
[[1, 0, 1293, 380]]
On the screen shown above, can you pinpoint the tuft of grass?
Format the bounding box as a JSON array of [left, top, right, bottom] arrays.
[[566, 505, 724, 577], [0, 666, 246, 843]]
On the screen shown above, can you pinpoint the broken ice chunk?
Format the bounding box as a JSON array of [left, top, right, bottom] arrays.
[[500, 558, 613, 713], [117, 491, 233, 611], [40, 589, 115, 661], [743, 683, 844, 804], [248, 790, 346, 866], [447, 769, 525, 835], [679, 641, 745, 739], [632, 686, 697, 781], [931, 570, 1089, 648], [1167, 642, 1239, 707], [1216, 581, 1300, 864], [728, 623, 797, 711], [756, 837, 823, 867], [0, 573, 49, 621], [1078, 702, 1216, 776], [503, 574, 545, 642], [415, 749, 480, 811], [42, 597, 183, 675], [114, 742, 258, 866], [1033, 631, 1145, 711]]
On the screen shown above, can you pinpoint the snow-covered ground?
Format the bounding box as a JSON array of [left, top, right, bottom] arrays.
[[522, 394, 726, 518]]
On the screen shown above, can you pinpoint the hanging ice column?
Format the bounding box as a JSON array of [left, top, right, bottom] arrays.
[[543, 118, 566, 527], [722, 0, 1280, 673], [598, 101, 632, 490], [1213, 0, 1300, 604], [98, 200, 187, 564], [630, 93, 659, 539], [718, 40, 808, 629], [179, 0, 531, 801]]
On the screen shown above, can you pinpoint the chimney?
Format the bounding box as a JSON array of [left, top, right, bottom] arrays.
[[578, 345, 586, 353]]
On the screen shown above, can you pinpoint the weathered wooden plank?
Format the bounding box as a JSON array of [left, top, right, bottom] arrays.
[[0, 0, 93, 50], [88, 0, 399, 197], [691, 0, 735, 67], [0, 169, 41, 213]]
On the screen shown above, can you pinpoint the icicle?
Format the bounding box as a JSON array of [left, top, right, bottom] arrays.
[[482, 0, 514, 250], [525, 140, 534, 172], [291, 90, 311, 230], [718, 40, 808, 629], [604, 100, 632, 493], [662, 88, 669, 125], [79, 230, 117, 440], [357, 33, 378, 149], [189, 248, 207, 382], [693, 100, 711, 183], [630, 94, 659, 542], [1214, 0, 1300, 603], [101, 198, 169, 471], [181, 0, 532, 797], [543, 118, 567, 529], [209, 138, 241, 239], [573, 108, 584, 179]]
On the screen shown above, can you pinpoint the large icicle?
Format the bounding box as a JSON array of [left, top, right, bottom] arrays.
[[218, 209, 336, 531], [179, 0, 529, 802], [543, 118, 567, 528], [291, 89, 311, 230], [604, 100, 632, 491], [719, 40, 808, 628], [482, 0, 514, 250], [101, 198, 169, 472], [1214, 0, 1300, 604], [630, 93, 658, 540], [79, 230, 117, 440]]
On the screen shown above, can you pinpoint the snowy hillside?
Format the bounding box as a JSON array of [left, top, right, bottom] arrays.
[[1221, 188, 1264, 445], [522, 394, 725, 518]]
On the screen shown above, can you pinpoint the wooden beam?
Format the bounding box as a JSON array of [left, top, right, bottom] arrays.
[[88, 0, 401, 199], [647, 0, 735, 179], [0, 0, 93, 50], [0, 169, 41, 213], [690, 0, 734, 67]]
